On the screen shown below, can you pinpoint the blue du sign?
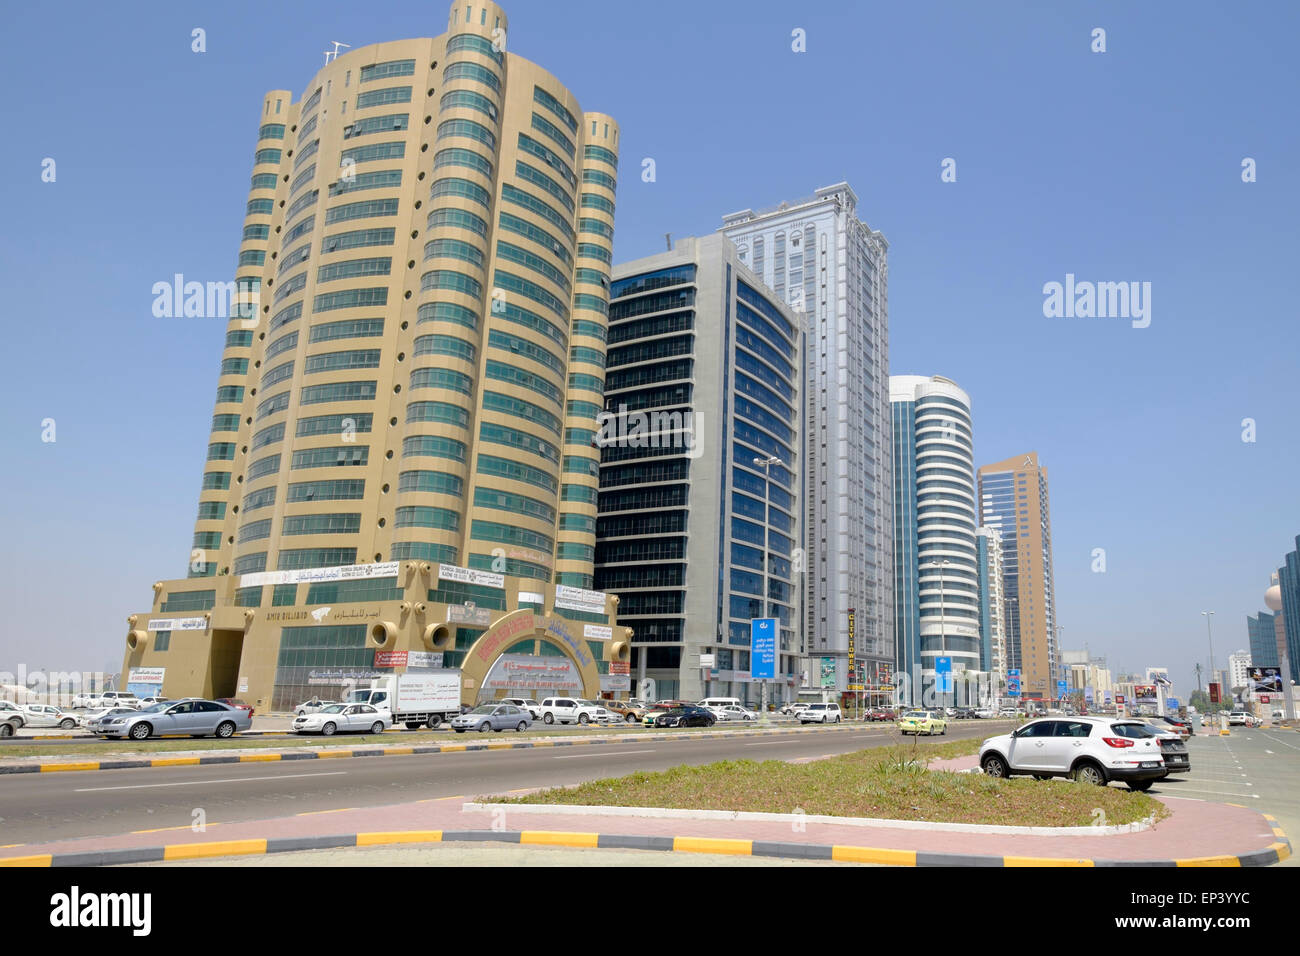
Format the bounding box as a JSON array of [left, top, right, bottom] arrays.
[[750, 618, 777, 679]]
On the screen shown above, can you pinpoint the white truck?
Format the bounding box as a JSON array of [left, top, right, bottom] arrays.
[[345, 673, 462, 729]]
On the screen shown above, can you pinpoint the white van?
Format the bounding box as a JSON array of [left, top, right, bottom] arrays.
[[698, 697, 742, 715]]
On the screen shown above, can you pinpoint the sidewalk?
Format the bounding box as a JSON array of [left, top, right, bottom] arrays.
[[1, 783, 1288, 867]]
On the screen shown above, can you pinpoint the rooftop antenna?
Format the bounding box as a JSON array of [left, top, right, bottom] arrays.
[[324, 40, 351, 64]]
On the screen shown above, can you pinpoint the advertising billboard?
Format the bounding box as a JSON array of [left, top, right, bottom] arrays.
[[1134, 684, 1158, 706], [1247, 666, 1283, 695], [750, 618, 777, 680]]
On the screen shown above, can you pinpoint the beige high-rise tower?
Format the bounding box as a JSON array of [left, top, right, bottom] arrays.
[[125, 1, 629, 711], [977, 452, 1060, 701]]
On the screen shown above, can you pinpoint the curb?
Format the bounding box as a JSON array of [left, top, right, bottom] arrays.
[[460, 801, 1158, 836], [1, 820, 1289, 868], [0, 723, 892, 776]]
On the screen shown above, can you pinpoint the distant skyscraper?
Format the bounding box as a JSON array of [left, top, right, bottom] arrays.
[[721, 184, 892, 694], [976, 526, 1006, 686], [1277, 535, 1300, 684], [890, 375, 977, 700], [1227, 651, 1252, 692], [977, 452, 1060, 700], [595, 235, 802, 704], [1247, 611, 1279, 668]]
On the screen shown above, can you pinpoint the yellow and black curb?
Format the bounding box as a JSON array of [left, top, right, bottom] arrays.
[[0, 722, 890, 776], [0, 822, 1289, 868]]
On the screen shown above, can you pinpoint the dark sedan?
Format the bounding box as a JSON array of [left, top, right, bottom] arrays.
[[654, 705, 716, 728]]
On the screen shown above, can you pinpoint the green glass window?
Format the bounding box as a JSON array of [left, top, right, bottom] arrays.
[[261, 360, 295, 387], [436, 118, 496, 149], [430, 176, 491, 207], [309, 318, 384, 343], [304, 576, 403, 605], [479, 422, 558, 463], [563, 455, 598, 476], [344, 113, 409, 138], [355, 86, 412, 109], [300, 380, 378, 405], [243, 223, 270, 241], [406, 401, 469, 427], [426, 207, 487, 237], [572, 319, 606, 341], [272, 583, 298, 605], [494, 300, 566, 350], [225, 329, 254, 349], [265, 330, 299, 361], [324, 199, 399, 225], [258, 123, 286, 140], [304, 349, 382, 373], [317, 258, 392, 283], [251, 172, 279, 191], [570, 347, 604, 368], [290, 164, 316, 195], [413, 333, 476, 362], [286, 479, 365, 503], [532, 86, 578, 134], [202, 471, 231, 491], [276, 548, 357, 571], [256, 391, 290, 419], [187, 564, 218, 579], [291, 446, 368, 469], [282, 513, 362, 536], [574, 294, 609, 316], [243, 486, 277, 512], [516, 134, 576, 188], [446, 33, 504, 64], [579, 218, 613, 240], [247, 454, 281, 480], [397, 470, 464, 496], [410, 367, 472, 395], [234, 552, 267, 575], [515, 162, 574, 213], [193, 531, 222, 550], [555, 572, 594, 589], [481, 391, 561, 436], [161, 589, 216, 612], [154, 631, 171, 651], [498, 212, 570, 266], [493, 269, 566, 319], [391, 542, 459, 563], [211, 413, 240, 433], [557, 542, 595, 562], [254, 148, 282, 165], [247, 198, 274, 216], [324, 228, 396, 252], [473, 487, 556, 523], [296, 413, 373, 438], [501, 184, 574, 241], [582, 168, 616, 190], [476, 455, 556, 493], [401, 434, 466, 462], [495, 240, 570, 292], [272, 302, 303, 331], [561, 483, 598, 504], [238, 249, 266, 268], [220, 357, 249, 376], [566, 400, 601, 420], [329, 169, 402, 197], [568, 373, 604, 394], [581, 193, 614, 214], [578, 242, 611, 263], [252, 422, 285, 450], [559, 513, 595, 533], [439, 89, 498, 122], [423, 238, 484, 269], [416, 301, 478, 329], [442, 61, 500, 92], [529, 112, 574, 158], [427, 580, 505, 610], [235, 586, 264, 607], [584, 144, 618, 167], [360, 59, 415, 82], [468, 552, 550, 582], [239, 518, 272, 542], [207, 442, 236, 461], [313, 288, 388, 312], [484, 360, 562, 406], [197, 500, 227, 521], [394, 506, 460, 530]]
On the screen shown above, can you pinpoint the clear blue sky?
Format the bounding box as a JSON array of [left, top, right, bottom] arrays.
[[1, 0, 1296, 694]]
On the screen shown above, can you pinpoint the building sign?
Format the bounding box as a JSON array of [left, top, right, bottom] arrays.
[[519, 591, 545, 606], [751, 618, 777, 679], [238, 677, 249, 693], [820, 657, 836, 688], [374, 651, 408, 668], [555, 584, 607, 614], [483, 654, 582, 692], [584, 625, 612, 641], [406, 651, 443, 669], [1006, 675, 1021, 697], [438, 563, 504, 589], [1056, 679, 1068, 700], [241, 560, 399, 588], [699, 653, 715, 668], [1248, 666, 1283, 694], [127, 667, 165, 685], [447, 602, 492, 625], [1208, 683, 1221, 703], [610, 661, 630, 676], [600, 674, 631, 692], [147, 617, 206, 631], [935, 656, 952, 695], [846, 608, 856, 681], [1134, 684, 1158, 706], [1115, 693, 1126, 704], [307, 669, 383, 685]]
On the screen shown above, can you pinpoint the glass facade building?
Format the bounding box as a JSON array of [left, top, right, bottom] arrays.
[[594, 236, 802, 704], [1247, 611, 1278, 668]]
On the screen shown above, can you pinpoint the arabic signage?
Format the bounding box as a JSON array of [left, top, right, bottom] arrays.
[[447, 602, 492, 625], [407, 651, 443, 669], [438, 563, 504, 589], [483, 654, 582, 691], [127, 667, 165, 685], [751, 618, 777, 680], [610, 661, 630, 675], [584, 625, 612, 641], [600, 675, 631, 691], [307, 669, 384, 685], [147, 617, 206, 631], [241, 560, 399, 588], [374, 651, 408, 668], [555, 584, 607, 614]]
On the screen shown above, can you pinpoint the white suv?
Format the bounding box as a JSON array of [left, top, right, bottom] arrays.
[[979, 716, 1166, 791], [800, 702, 842, 724], [502, 698, 541, 719], [539, 697, 602, 725]]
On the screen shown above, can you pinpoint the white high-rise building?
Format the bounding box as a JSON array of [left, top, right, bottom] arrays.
[[977, 526, 1007, 688], [1228, 651, 1252, 692], [721, 184, 892, 693]]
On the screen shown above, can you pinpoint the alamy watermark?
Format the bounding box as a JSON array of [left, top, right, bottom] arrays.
[[595, 404, 704, 459], [1042, 273, 1151, 329]]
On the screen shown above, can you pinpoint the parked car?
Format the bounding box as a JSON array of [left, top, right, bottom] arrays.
[[800, 703, 843, 724], [71, 692, 97, 709], [81, 707, 140, 732], [293, 697, 339, 716], [93, 699, 252, 740], [20, 704, 78, 729], [641, 700, 693, 727], [292, 703, 390, 736], [979, 716, 1166, 790], [539, 697, 604, 725], [0, 701, 28, 727], [501, 698, 542, 719], [950, 707, 978, 720], [715, 704, 759, 722], [136, 696, 170, 708], [898, 710, 947, 735], [974, 707, 997, 719], [997, 707, 1018, 718], [1150, 714, 1193, 737], [0, 715, 21, 737], [576, 699, 616, 723], [781, 702, 811, 716], [653, 705, 716, 728], [863, 708, 896, 722], [215, 698, 255, 718], [1138, 721, 1191, 773], [600, 700, 645, 723], [93, 692, 140, 710], [450, 703, 533, 733]]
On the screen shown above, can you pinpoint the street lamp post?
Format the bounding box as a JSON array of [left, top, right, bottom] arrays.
[[930, 558, 950, 710], [1201, 611, 1216, 696], [754, 455, 783, 715]]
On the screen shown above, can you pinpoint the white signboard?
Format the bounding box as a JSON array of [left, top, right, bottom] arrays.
[[584, 625, 613, 641], [555, 584, 606, 612], [699, 654, 715, 668], [601, 674, 631, 692], [239, 560, 400, 588], [447, 603, 492, 625], [147, 617, 206, 631], [128, 667, 165, 685], [519, 591, 545, 605], [483, 654, 582, 692], [438, 563, 504, 589], [238, 677, 249, 693], [406, 651, 444, 669]]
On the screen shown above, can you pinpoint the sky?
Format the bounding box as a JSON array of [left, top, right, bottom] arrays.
[[0, 0, 1296, 694]]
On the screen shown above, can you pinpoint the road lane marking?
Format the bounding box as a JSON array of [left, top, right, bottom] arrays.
[[1259, 732, 1300, 752], [75, 771, 347, 792], [553, 749, 654, 759], [1166, 786, 1261, 798]]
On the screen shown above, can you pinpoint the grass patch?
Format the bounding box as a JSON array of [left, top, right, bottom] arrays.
[[495, 740, 1168, 828]]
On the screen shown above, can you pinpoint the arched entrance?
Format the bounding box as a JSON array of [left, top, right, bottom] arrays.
[[459, 609, 601, 703]]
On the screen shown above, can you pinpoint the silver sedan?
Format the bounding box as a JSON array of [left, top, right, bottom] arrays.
[[450, 704, 533, 733], [95, 699, 253, 740]]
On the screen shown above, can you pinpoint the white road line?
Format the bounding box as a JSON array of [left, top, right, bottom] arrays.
[[1259, 732, 1300, 753], [1265, 750, 1274, 754], [74, 771, 347, 792], [1165, 787, 1260, 798], [552, 749, 654, 759]]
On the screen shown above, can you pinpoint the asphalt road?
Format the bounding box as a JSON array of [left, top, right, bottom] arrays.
[[0, 721, 1010, 846]]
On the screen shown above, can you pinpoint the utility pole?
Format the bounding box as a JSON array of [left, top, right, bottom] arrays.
[[1194, 662, 1203, 696]]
